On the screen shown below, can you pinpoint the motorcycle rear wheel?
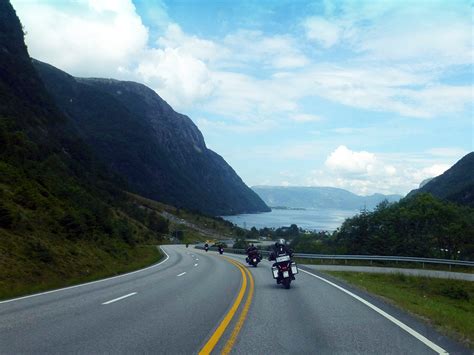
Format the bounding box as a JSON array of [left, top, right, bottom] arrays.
[[282, 278, 291, 289]]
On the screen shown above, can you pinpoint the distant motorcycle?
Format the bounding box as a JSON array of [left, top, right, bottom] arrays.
[[218, 246, 224, 254], [271, 254, 298, 289], [246, 250, 261, 267], [204, 243, 209, 252], [186, 243, 189, 248]]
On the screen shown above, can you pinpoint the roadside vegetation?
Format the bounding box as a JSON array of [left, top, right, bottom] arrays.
[[0, 236, 162, 300], [326, 271, 474, 348], [126, 192, 243, 244]]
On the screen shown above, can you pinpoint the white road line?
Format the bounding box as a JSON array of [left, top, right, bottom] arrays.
[[194, 263, 198, 267], [0, 247, 170, 305], [102, 292, 137, 305], [177, 272, 187, 277], [299, 268, 448, 355]]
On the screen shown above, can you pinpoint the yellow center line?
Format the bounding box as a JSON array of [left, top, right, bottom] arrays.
[[198, 257, 248, 355], [221, 259, 255, 355]]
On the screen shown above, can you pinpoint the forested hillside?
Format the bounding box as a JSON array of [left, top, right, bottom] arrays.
[[408, 152, 474, 207], [286, 194, 474, 260]]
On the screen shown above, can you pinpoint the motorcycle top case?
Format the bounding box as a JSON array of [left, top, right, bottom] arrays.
[[276, 255, 291, 263]]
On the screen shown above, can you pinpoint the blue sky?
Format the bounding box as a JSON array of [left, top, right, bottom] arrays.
[[12, 0, 473, 195]]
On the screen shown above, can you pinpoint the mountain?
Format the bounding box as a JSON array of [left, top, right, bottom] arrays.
[[407, 152, 474, 207], [252, 186, 401, 210], [0, 0, 173, 298], [33, 60, 269, 216]]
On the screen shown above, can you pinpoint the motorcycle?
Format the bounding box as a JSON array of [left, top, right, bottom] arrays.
[[271, 254, 298, 289], [204, 243, 209, 252], [246, 251, 261, 267], [218, 246, 224, 254], [185, 243, 189, 248]]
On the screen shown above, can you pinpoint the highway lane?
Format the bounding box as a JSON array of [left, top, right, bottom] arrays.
[[219, 252, 469, 355], [0, 246, 243, 353], [0, 245, 470, 354]]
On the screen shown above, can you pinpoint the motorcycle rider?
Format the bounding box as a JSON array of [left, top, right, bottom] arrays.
[[269, 239, 296, 286], [246, 243, 260, 263], [246, 243, 257, 254], [269, 239, 293, 260]]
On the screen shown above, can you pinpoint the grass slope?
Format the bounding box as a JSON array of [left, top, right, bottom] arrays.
[[326, 271, 474, 348]]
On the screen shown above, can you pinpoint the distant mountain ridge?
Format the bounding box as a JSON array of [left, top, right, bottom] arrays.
[[407, 152, 474, 207], [252, 186, 402, 210], [34, 60, 269, 216]]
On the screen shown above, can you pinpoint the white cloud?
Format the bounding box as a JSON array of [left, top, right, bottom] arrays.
[[355, 9, 472, 67], [308, 147, 457, 195], [286, 65, 472, 118], [426, 147, 470, 158], [196, 118, 277, 133], [413, 164, 450, 183], [14, 0, 472, 120], [325, 145, 376, 175], [205, 71, 299, 119], [14, 0, 148, 77], [157, 24, 225, 62], [291, 114, 323, 123], [136, 47, 216, 108], [222, 30, 309, 69], [303, 17, 341, 48], [384, 165, 397, 176], [331, 0, 473, 67]]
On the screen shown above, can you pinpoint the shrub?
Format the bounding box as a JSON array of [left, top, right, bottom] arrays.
[[440, 285, 470, 301]]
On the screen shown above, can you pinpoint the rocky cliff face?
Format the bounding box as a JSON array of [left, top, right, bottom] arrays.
[[34, 61, 270, 215]]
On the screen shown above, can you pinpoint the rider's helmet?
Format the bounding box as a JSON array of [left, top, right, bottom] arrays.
[[278, 238, 286, 245]]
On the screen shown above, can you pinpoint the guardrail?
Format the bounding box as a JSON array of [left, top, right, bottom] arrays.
[[195, 246, 474, 270]]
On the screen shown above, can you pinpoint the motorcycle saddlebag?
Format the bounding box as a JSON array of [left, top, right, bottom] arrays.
[[291, 262, 298, 275], [271, 266, 279, 279]]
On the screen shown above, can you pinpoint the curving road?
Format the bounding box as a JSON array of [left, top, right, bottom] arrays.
[[0, 245, 469, 354]]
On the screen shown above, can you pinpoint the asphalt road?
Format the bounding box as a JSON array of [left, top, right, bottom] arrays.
[[0, 245, 469, 354]]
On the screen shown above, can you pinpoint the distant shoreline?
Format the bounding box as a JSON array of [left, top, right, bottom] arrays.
[[270, 206, 306, 211]]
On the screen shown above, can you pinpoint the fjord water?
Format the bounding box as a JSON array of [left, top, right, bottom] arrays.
[[222, 208, 359, 231]]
